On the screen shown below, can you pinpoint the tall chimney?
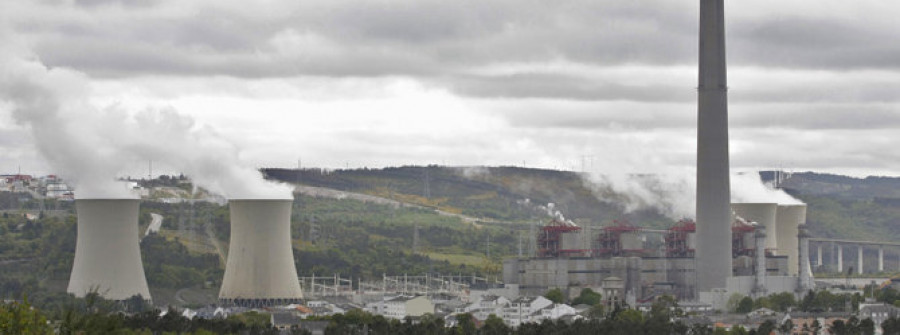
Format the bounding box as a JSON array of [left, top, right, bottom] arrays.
[[754, 225, 767, 297], [695, 0, 732, 292], [797, 224, 814, 293]]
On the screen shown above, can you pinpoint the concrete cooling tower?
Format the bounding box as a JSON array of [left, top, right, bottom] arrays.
[[776, 204, 807, 276], [732, 203, 778, 250], [67, 199, 151, 301], [219, 199, 303, 307]]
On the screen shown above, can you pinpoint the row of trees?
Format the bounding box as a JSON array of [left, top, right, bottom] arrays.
[[5, 291, 898, 335], [730, 290, 864, 313], [316, 308, 881, 335], [1, 296, 282, 335]]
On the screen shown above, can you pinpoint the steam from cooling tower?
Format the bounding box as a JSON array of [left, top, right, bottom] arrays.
[[0, 50, 290, 199], [122, 110, 291, 199], [1, 52, 135, 198], [730, 172, 802, 205], [586, 172, 696, 220], [583, 170, 803, 220]]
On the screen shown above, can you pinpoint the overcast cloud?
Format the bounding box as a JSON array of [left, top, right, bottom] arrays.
[[2, 0, 900, 180]]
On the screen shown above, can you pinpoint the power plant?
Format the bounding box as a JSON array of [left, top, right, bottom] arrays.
[[67, 199, 152, 301], [218, 199, 304, 307], [57, 0, 823, 312], [65, 197, 305, 306], [503, 202, 811, 305], [505, 1, 819, 306]]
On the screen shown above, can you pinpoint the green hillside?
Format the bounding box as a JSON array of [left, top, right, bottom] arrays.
[[263, 165, 674, 228], [4, 167, 900, 307]]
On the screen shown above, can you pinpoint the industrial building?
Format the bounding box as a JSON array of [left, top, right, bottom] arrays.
[[67, 199, 152, 301], [503, 202, 813, 307], [219, 199, 304, 307]]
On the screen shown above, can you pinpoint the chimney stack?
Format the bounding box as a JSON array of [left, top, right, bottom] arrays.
[[695, 0, 732, 292]]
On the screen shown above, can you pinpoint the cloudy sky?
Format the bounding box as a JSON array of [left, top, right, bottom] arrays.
[[3, 0, 900, 181]]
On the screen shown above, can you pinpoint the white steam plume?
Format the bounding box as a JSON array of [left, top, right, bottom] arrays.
[[584, 170, 803, 220], [586, 172, 696, 220], [730, 172, 803, 205], [0, 51, 290, 199]]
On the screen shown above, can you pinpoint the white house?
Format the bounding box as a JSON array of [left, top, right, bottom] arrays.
[[859, 303, 900, 335], [459, 294, 510, 321], [371, 295, 435, 320], [533, 303, 578, 322], [501, 296, 553, 327]]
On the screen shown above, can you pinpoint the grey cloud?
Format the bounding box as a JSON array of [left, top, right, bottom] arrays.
[[732, 81, 900, 104], [446, 73, 694, 102], [495, 106, 693, 130], [731, 128, 900, 170], [731, 104, 900, 130], [20, 1, 698, 76], [13, 0, 900, 105], [731, 17, 900, 70], [72, 0, 160, 8]]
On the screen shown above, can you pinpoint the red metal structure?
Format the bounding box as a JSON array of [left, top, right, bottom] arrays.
[[536, 219, 583, 258], [732, 219, 756, 257], [596, 220, 645, 257], [664, 219, 695, 258]]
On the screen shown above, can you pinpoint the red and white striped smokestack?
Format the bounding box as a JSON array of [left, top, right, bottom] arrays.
[[695, 0, 732, 292]]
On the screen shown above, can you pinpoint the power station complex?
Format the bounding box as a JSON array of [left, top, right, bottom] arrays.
[[505, 0, 814, 308], [66, 0, 810, 310], [67, 198, 304, 306], [502, 203, 815, 305]]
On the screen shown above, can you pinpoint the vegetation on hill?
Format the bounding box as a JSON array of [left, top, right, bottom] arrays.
[[264, 166, 674, 228], [0, 190, 519, 304], [774, 171, 900, 200], [5, 167, 900, 306]]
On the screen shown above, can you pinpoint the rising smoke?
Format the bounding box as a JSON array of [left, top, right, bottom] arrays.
[[0, 50, 291, 199], [583, 170, 803, 220]]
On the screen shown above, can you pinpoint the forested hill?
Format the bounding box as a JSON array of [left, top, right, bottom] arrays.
[[757, 171, 900, 242], [763, 171, 900, 201], [262, 166, 674, 229], [264, 166, 900, 242]]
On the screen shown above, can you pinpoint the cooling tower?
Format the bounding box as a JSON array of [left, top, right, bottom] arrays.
[[695, 0, 732, 292], [219, 199, 303, 307], [68, 199, 151, 301], [775, 204, 807, 276], [732, 203, 778, 250]]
